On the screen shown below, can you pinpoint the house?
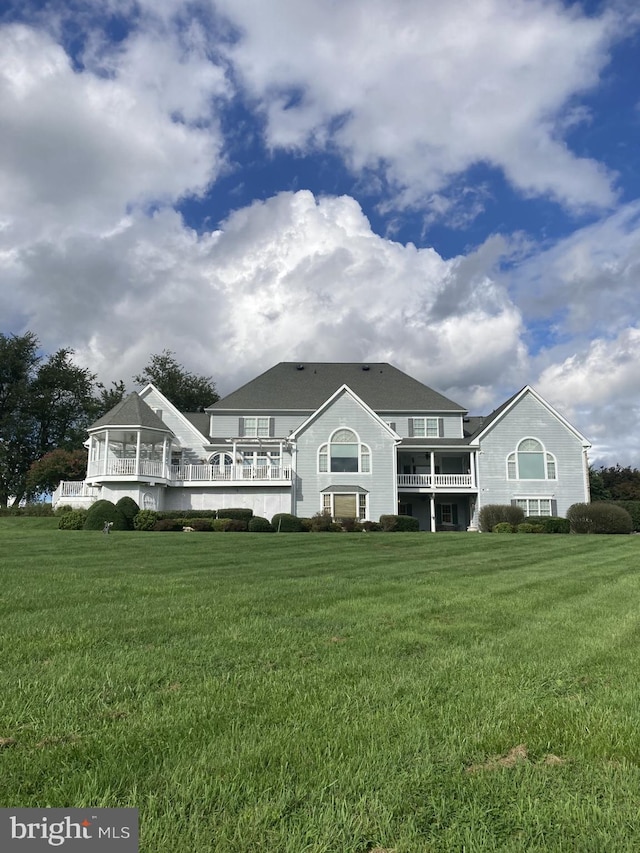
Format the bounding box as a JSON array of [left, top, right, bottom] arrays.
[[52, 362, 591, 530]]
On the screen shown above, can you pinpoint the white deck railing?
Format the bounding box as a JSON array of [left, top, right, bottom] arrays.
[[397, 473, 474, 488], [84, 460, 291, 483]]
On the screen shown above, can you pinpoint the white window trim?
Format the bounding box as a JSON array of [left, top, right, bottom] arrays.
[[318, 428, 372, 474], [506, 436, 557, 481], [242, 416, 271, 438], [513, 497, 554, 516], [410, 417, 441, 438], [321, 492, 368, 521]]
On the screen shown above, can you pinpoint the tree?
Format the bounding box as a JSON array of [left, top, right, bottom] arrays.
[[594, 465, 640, 502], [0, 333, 97, 507], [134, 350, 219, 411], [93, 380, 127, 419], [26, 448, 88, 497], [589, 466, 611, 502]]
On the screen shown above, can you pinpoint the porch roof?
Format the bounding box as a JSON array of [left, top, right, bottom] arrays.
[[397, 438, 477, 449], [89, 392, 172, 433]]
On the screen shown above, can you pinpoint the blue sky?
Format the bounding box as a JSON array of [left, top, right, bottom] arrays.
[[1, 0, 640, 464]]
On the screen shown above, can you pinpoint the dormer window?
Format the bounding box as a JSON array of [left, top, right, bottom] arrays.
[[239, 416, 273, 437], [409, 417, 443, 438], [318, 428, 371, 473]]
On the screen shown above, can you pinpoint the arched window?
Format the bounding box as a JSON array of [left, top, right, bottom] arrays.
[[318, 429, 371, 473], [507, 438, 557, 480]]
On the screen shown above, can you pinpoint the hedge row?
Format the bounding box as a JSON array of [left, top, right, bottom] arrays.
[[480, 502, 633, 534]]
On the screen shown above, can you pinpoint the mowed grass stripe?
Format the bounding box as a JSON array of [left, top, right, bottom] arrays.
[[1, 521, 640, 851]]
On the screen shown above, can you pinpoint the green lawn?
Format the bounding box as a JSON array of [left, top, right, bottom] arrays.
[[1, 520, 640, 852]]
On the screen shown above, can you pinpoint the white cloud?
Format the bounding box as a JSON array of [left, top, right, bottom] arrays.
[[1, 190, 524, 406], [0, 22, 226, 243], [215, 0, 621, 212]]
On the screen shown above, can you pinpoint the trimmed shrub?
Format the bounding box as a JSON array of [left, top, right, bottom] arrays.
[[271, 513, 306, 532], [116, 497, 140, 529], [524, 516, 570, 534], [613, 501, 640, 532], [493, 522, 515, 533], [153, 518, 185, 531], [567, 502, 633, 534], [217, 508, 253, 521], [362, 520, 383, 532], [133, 510, 158, 531], [182, 518, 213, 531], [83, 500, 129, 531], [216, 517, 247, 532], [213, 518, 233, 532], [478, 504, 525, 532], [155, 510, 217, 520], [310, 511, 335, 532], [379, 514, 420, 532], [299, 518, 313, 532], [341, 517, 363, 532], [248, 516, 274, 532], [58, 509, 88, 530], [517, 523, 536, 534]]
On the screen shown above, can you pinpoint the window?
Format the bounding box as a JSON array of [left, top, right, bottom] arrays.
[[318, 429, 371, 473], [409, 417, 442, 438], [507, 438, 557, 480], [241, 417, 271, 437], [513, 498, 553, 516], [322, 492, 367, 520]]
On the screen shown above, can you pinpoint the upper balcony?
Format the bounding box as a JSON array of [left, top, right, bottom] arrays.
[[397, 473, 475, 490]]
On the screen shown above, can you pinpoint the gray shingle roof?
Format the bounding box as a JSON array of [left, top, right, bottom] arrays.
[[183, 412, 210, 436], [89, 392, 171, 432], [210, 363, 466, 412]]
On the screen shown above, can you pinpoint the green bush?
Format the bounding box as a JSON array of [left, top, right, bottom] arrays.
[[213, 518, 233, 532], [155, 510, 217, 520], [524, 516, 570, 534], [115, 497, 140, 529], [248, 516, 274, 532], [361, 520, 383, 532], [517, 523, 536, 533], [479, 504, 525, 532], [310, 511, 335, 532], [182, 518, 213, 531], [299, 518, 313, 532], [217, 508, 253, 521], [379, 514, 420, 532], [567, 502, 633, 534], [133, 510, 158, 531], [341, 517, 363, 532], [153, 518, 185, 531], [213, 517, 247, 532], [493, 522, 515, 533], [58, 509, 88, 530], [0, 503, 54, 517], [271, 513, 306, 532], [83, 500, 129, 531], [613, 501, 640, 532]]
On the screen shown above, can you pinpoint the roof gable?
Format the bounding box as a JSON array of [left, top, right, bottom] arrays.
[[139, 383, 210, 443], [473, 386, 591, 446], [210, 362, 466, 412], [289, 384, 400, 440]]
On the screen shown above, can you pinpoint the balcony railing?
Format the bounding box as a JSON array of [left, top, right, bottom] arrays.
[[397, 473, 474, 488], [86, 459, 291, 483]]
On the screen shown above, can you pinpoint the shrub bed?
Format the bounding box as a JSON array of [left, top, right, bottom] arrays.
[[116, 497, 140, 530], [524, 516, 570, 534], [217, 508, 253, 521], [613, 501, 640, 532], [479, 504, 525, 532], [379, 514, 420, 532], [133, 510, 158, 531]]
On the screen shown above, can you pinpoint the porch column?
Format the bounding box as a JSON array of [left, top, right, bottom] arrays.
[[470, 450, 477, 489], [162, 436, 168, 478], [232, 440, 238, 478], [430, 451, 435, 489], [430, 493, 436, 533], [88, 434, 94, 477], [135, 430, 142, 476], [103, 430, 110, 475]]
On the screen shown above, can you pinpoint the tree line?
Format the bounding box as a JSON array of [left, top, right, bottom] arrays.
[[0, 332, 218, 506]]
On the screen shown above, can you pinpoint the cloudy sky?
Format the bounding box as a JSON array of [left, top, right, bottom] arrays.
[[1, 0, 639, 465]]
